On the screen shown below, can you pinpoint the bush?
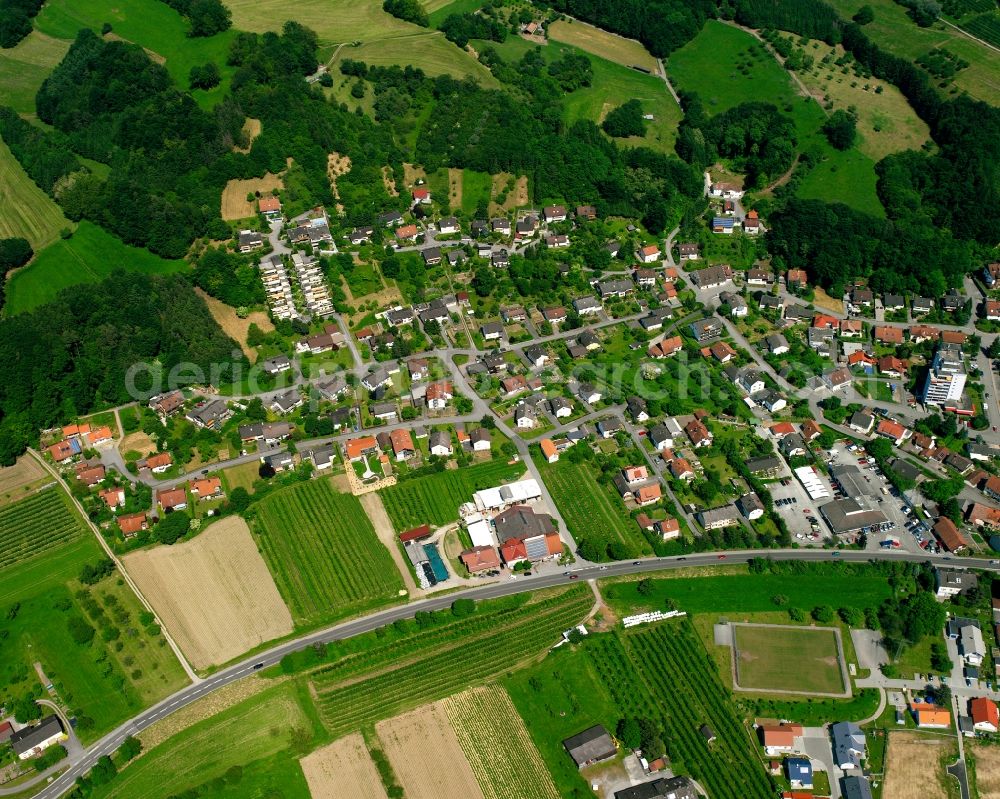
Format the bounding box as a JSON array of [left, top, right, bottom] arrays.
[[155, 511, 191, 545], [823, 109, 857, 150], [383, 0, 428, 27], [189, 61, 221, 90], [602, 100, 647, 138]]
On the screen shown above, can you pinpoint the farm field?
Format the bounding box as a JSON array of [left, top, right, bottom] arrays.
[[5, 221, 187, 315], [540, 459, 650, 559], [376, 703, 485, 799], [666, 20, 883, 214], [603, 568, 893, 615], [548, 19, 658, 72], [340, 35, 498, 84], [251, 479, 404, 626], [34, 0, 238, 109], [825, 0, 1000, 106], [732, 624, 846, 694], [0, 31, 70, 117], [882, 731, 956, 799], [0, 137, 71, 252], [461, 169, 493, 216], [446, 686, 560, 799], [124, 516, 293, 670], [796, 39, 930, 161], [300, 734, 389, 799], [380, 459, 525, 531], [623, 622, 772, 799], [972, 742, 1000, 798], [90, 682, 316, 799], [0, 486, 85, 573], [312, 586, 593, 735], [427, 0, 482, 27], [0, 454, 47, 507]]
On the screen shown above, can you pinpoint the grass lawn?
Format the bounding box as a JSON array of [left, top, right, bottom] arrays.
[[540, 458, 651, 559], [0, 31, 71, 117], [666, 20, 883, 214], [34, 0, 238, 109], [461, 169, 493, 216], [602, 568, 893, 615], [825, 0, 1000, 106], [5, 221, 187, 315], [427, 0, 482, 26], [222, 461, 262, 494], [380, 459, 525, 531], [344, 261, 383, 298], [893, 634, 934, 678], [0, 137, 71, 251], [338, 34, 498, 84], [251, 479, 405, 626], [91, 681, 317, 799], [733, 624, 845, 693], [547, 18, 658, 72]]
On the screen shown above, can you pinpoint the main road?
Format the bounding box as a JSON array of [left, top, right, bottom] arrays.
[[15, 547, 1000, 799]]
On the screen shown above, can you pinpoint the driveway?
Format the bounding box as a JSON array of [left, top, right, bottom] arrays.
[[850, 629, 889, 675], [800, 726, 840, 799]]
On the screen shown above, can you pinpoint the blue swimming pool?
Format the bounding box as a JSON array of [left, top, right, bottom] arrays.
[[423, 543, 449, 583]]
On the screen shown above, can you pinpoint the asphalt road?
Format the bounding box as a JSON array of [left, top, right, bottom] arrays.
[[18, 547, 1000, 799]]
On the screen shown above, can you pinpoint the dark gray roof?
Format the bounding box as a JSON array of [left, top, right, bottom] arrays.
[[746, 455, 782, 475], [841, 776, 874, 799], [10, 716, 63, 756], [615, 777, 698, 799], [562, 725, 616, 767], [495, 505, 555, 542]]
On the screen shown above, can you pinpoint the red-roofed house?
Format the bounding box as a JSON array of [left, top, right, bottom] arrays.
[[878, 356, 906, 378], [389, 429, 415, 461], [157, 488, 187, 511], [117, 512, 148, 538], [190, 477, 222, 500], [840, 319, 863, 337], [144, 452, 173, 473], [876, 419, 909, 445], [759, 724, 803, 755], [670, 458, 695, 481], [47, 440, 78, 462], [99, 487, 125, 509], [635, 483, 662, 506], [461, 546, 501, 573], [710, 341, 737, 363], [395, 224, 418, 242], [425, 380, 453, 410], [911, 703, 951, 729], [76, 463, 106, 486], [941, 330, 967, 345], [933, 516, 968, 553], [657, 517, 680, 540], [87, 426, 114, 447], [411, 187, 431, 204], [648, 336, 682, 359], [971, 697, 999, 733], [259, 196, 281, 216], [636, 244, 661, 264], [786, 269, 807, 289], [540, 439, 559, 463], [62, 423, 91, 438], [770, 421, 796, 439], [800, 419, 822, 442], [345, 436, 379, 461], [874, 325, 904, 345], [812, 314, 838, 330]]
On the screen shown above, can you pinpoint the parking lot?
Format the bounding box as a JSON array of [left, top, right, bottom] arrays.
[[766, 441, 927, 552]]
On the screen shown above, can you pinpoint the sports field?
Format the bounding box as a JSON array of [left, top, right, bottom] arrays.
[[34, 0, 239, 108], [380, 459, 525, 531], [0, 137, 70, 251], [732, 624, 847, 694], [540, 459, 650, 559], [252, 479, 404, 626], [4, 221, 187, 315], [0, 31, 70, 117]]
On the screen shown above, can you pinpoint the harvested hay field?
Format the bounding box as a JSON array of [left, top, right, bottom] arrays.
[[381, 165, 398, 196], [812, 287, 845, 314], [301, 733, 389, 799], [883, 731, 956, 799], [446, 686, 560, 799], [377, 703, 485, 799], [972, 743, 1000, 797], [221, 172, 285, 221], [124, 516, 293, 669], [233, 117, 261, 153], [118, 431, 157, 458], [0, 454, 46, 503], [195, 288, 274, 361], [548, 19, 657, 72], [447, 168, 462, 210]]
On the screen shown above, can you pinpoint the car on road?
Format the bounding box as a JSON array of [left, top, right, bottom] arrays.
[[677, 557, 686, 561], [568, 574, 579, 579], [598, 565, 608, 570], [632, 561, 642, 565], [832, 551, 841, 557], [717, 554, 727, 560], [253, 663, 264, 670]]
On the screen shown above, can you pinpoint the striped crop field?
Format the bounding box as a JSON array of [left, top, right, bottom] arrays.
[[250, 479, 404, 626], [0, 487, 85, 572]]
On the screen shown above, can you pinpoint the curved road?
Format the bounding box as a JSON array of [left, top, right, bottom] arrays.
[[15, 547, 999, 799]]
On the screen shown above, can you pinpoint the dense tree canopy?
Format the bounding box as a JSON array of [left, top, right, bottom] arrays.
[[0, 272, 242, 463], [0, 0, 44, 48], [601, 99, 647, 138]]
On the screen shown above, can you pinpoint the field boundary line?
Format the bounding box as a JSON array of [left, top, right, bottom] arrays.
[[939, 17, 1000, 54], [27, 448, 200, 684]]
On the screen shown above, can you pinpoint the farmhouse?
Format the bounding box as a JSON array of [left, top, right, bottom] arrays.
[[971, 697, 999, 733], [345, 436, 379, 461], [494, 505, 561, 563], [99, 487, 125, 509], [190, 477, 223, 501], [460, 545, 501, 574], [157, 488, 188, 512], [471, 479, 542, 514], [429, 430, 453, 457], [636, 244, 661, 263], [697, 505, 739, 530], [690, 264, 732, 289], [149, 390, 185, 418], [117, 512, 148, 538], [759, 723, 803, 756], [10, 716, 65, 760], [563, 725, 617, 769]]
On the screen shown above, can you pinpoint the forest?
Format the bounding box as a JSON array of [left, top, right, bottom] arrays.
[[0, 272, 242, 463]]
